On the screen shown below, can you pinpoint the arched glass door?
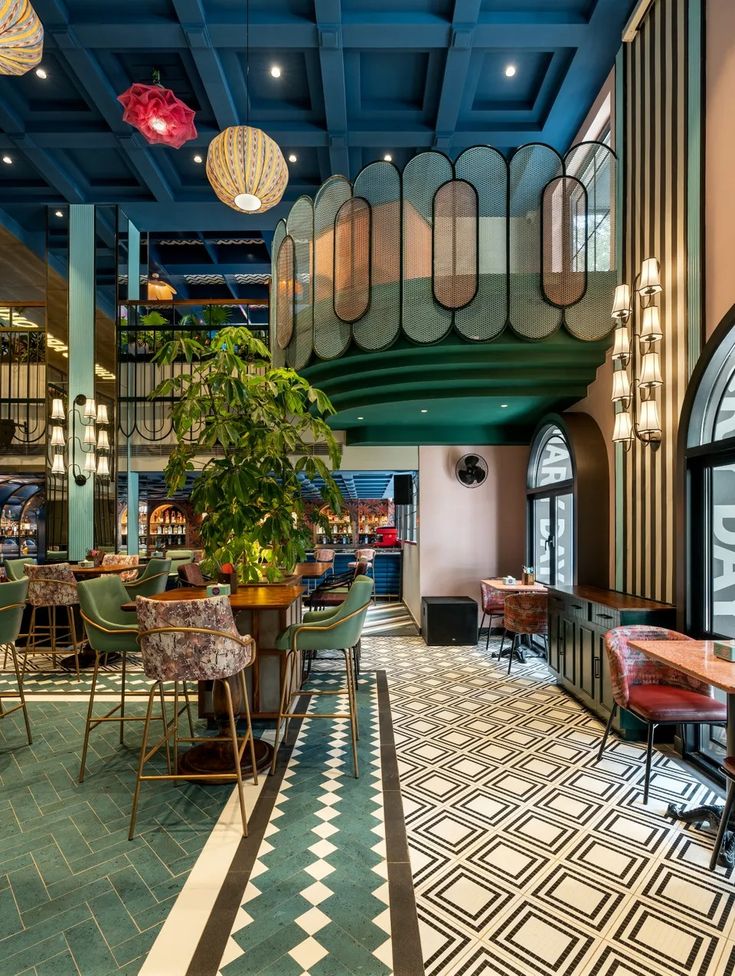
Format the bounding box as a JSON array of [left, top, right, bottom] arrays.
[[527, 425, 574, 585]]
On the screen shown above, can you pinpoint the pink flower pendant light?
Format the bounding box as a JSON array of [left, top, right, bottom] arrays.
[[117, 73, 197, 149]]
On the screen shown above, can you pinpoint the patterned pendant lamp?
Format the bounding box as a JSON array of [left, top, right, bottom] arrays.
[[206, 0, 288, 214], [0, 0, 43, 77]]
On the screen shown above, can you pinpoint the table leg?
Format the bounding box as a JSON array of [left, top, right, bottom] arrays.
[[667, 693, 735, 868]]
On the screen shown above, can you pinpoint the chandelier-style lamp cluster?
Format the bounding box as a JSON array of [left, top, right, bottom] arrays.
[[206, 124, 288, 213], [0, 0, 43, 76], [49, 396, 111, 485], [118, 70, 197, 149], [610, 258, 664, 448]]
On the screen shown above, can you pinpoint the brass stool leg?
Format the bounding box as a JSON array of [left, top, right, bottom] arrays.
[[271, 650, 295, 775], [182, 680, 195, 736], [12, 641, 30, 744], [221, 678, 248, 837], [129, 683, 158, 840], [158, 683, 172, 774], [239, 669, 258, 786], [50, 605, 57, 667], [172, 681, 180, 777], [68, 607, 81, 678], [283, 651, 299, 745], [343, 649, 359, 778], [23, 607, 36, 675], [120, 650, 127, 744], [79, 651, 101, 783]]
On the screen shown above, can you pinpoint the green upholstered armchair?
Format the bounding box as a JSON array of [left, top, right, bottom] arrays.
[[5, 557, 35, 581], [272, 575, 373, 778], [124, 558, 171, 598], [164, 549, 195, 580], [0, 578, 31, 744]]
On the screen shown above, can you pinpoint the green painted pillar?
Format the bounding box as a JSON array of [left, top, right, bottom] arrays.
[[68, 205, 95, 561], [126, 220, 141, 554], [615, 48, 625, 592]]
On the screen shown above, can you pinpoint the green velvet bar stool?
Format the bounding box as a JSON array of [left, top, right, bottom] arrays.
[[77, 574, 191, 782], [271, 576, 373, 778], [0, 578, 32, 744], [123, 558, 171, 599], [4, 558, 35, 581]]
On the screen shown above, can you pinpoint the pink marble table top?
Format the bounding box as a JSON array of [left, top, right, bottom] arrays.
[[628, 640, 735, 695]]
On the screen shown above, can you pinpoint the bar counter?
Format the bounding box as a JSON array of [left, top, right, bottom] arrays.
[[306, 548, 402, 599]]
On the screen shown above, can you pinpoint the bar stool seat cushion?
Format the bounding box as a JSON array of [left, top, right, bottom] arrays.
[[627, 684, 727, 723]]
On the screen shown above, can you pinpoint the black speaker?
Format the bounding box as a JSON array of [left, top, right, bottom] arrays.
[[421, 597, 479, 646], [393, 474, 413, 505]]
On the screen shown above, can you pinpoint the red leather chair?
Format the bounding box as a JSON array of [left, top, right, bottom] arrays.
[[598, 626, 726, 803], [480, 581, 505, 651], [501, 592, 548, 675]]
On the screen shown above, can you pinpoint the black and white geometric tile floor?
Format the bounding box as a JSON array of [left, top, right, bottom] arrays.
[[360, 633, 735, 976]]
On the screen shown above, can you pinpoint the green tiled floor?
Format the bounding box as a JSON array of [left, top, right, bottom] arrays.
[[0, 698, 231, 976]]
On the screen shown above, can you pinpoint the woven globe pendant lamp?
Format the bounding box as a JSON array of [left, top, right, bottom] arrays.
[[206, 125, 288, 214], [0, 0, 43, 77]]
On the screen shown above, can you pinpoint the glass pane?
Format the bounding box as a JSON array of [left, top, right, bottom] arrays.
[[533, 497, 552, 584], [712, 462, 735, 637], [535, 431, 573, 486], [555, 493, 574, 585], [714, 372, 735, 441]]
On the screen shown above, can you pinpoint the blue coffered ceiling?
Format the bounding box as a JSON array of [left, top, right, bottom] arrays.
[[0, 0, 634, 245]]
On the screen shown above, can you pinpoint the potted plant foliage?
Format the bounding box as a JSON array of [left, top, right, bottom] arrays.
[[151, 326, 342, 583]]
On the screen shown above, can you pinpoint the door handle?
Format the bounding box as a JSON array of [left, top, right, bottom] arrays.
[[593, 657, 601, 678]]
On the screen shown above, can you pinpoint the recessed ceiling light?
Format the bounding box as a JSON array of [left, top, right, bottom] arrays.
[[500, 403, 509, 408], [288, 153, 297, 163], [35, 67, 47, 79], [420, 408, 428, 414], [2, 156, 12, 165], [54, 210, 64, 218], [193, 154, 203, 164], [357, 416, 364, 420], [505, 64, 517, 78], [383, 153, 392, 162], [270, 64, 282, 78]]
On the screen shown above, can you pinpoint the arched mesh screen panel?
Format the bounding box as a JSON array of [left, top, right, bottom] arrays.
[[509, 144, 564, 339], [335, 197, 371, 323], [314, 175, 352, 360], [542, 176, 587, 308], [564, 142, 618, 341], [402, 152, 453, 343], [270, 219, 287, 366], [454, 146, 508, 341], [352, 161, 401, 351], [286, 196, 314, 370], [275, 235, 295, 350], [433, 179, 478, 310]]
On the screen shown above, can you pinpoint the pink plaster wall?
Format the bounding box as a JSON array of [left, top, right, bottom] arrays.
[[418, 445, 529, 616], [706, 0, 735, 339]]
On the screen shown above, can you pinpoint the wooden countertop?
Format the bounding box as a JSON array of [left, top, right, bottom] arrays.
[[547, 584, 674, 612], [629, 640, 735, 695], [123, 583, 304, 612]]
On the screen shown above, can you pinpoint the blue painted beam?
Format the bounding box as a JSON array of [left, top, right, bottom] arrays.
[[434, 1, 481, 140], [315, 0, 350, 177]]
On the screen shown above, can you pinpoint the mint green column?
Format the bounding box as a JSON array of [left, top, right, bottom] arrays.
[[68, 205, 96, 561], [615, 49, 625, 591], [126, 220, 141, 554]]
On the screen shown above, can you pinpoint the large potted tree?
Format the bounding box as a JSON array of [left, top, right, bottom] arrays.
[[151, 325, 342, 583]]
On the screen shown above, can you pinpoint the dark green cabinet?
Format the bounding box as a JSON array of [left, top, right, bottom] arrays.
[[547, 585, 676, 740]]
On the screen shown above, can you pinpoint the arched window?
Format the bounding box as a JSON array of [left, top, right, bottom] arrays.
[[527, 425, 575, 585]]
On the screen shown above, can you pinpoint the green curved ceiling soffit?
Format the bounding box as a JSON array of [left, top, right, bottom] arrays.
[[303, 331, 610, 447]]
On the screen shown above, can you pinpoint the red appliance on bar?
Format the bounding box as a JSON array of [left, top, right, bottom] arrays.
[[375, 526, 398, 548]]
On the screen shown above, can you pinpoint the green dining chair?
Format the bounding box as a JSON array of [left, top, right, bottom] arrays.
[[164, 549, 195, 581], [124, 558, 171, 599], [77, 574, 189, 782], [0, 578, 32, 744], [4, 557, 35, 581], [271, 576, 373, 778]]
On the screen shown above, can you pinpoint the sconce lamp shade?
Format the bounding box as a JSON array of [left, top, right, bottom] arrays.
[[97, 429, 109, 451], [50, 426, 65, 448], [96, 455, 110, 478], [51, 453, 65, 476], [117, 83, 197, 149], [96, 403, 109, 426], [83, 452, 96, 475], [83, 398, 96, 420], [639, 351, 663, 389], [638, 397, 662, 441], [0, 0, 43, 77], [640, 304, 663, 342], [611, 369, 631, 403], [638, 258, 662, 296], [51, 398, 65, 421], [83, 425, 96, 446], [612, 326, 630, 362], [613, 410, 634, 444], [206, 125, 289, 214], [611, 284, 632, 319]]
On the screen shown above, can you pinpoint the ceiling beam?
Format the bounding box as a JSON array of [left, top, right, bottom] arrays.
[[314, 0, 350, 178], [434, 0, 482, 146]]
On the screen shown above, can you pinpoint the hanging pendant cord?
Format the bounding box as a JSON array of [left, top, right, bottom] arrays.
[[245, 0, 250, 125]]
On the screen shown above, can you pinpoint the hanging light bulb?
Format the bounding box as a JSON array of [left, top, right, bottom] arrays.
[[50, 426, 65, 447], [51, 398, 65, 421], [97, 429, 110, 451], [83, 397, 96, 420], [613, 410, 634, 444], [96, 455, 110, 478], [96, 404, 109, 425], [51, 452, 65, 476]]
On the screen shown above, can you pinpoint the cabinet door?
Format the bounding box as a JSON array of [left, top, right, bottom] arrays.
[[576, 624, 596, 701], [561, 617, 576, 684], [547, 610, 561, 673], [596, 631, 615, 711]]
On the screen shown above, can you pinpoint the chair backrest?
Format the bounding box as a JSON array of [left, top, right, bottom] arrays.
[[298, 576, 373, 650], [603, 626, 707, 707], [136, 595, 255, 681], [78, 575, 139, 653], [504, 592, 548, 635], [25, 563, 78, 607], [125, 558, 171, 598], [178, 563, 208, 587], [480, 580, 504, 613], [101, 553, 139, 581], [5, 557, 35, 581], [356, 548, 375, 562], [352, 560, 368, 580], [315, 548, 335, 563], [0, 578, 29, 645]]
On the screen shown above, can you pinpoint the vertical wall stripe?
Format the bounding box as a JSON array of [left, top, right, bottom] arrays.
[[621, 0, 703, 604], [126, 220, 141, 555], [68, 205, 95, 561], [615, 48, 625, 592]]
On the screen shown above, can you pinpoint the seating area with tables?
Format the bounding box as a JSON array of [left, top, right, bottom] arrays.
[[4, 1, 735, 973]]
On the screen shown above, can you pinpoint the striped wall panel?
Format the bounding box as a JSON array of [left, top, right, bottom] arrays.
[[620, 0, 702, 603]]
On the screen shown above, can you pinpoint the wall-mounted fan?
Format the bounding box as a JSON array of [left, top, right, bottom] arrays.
[[455, 454, 488, 488]]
